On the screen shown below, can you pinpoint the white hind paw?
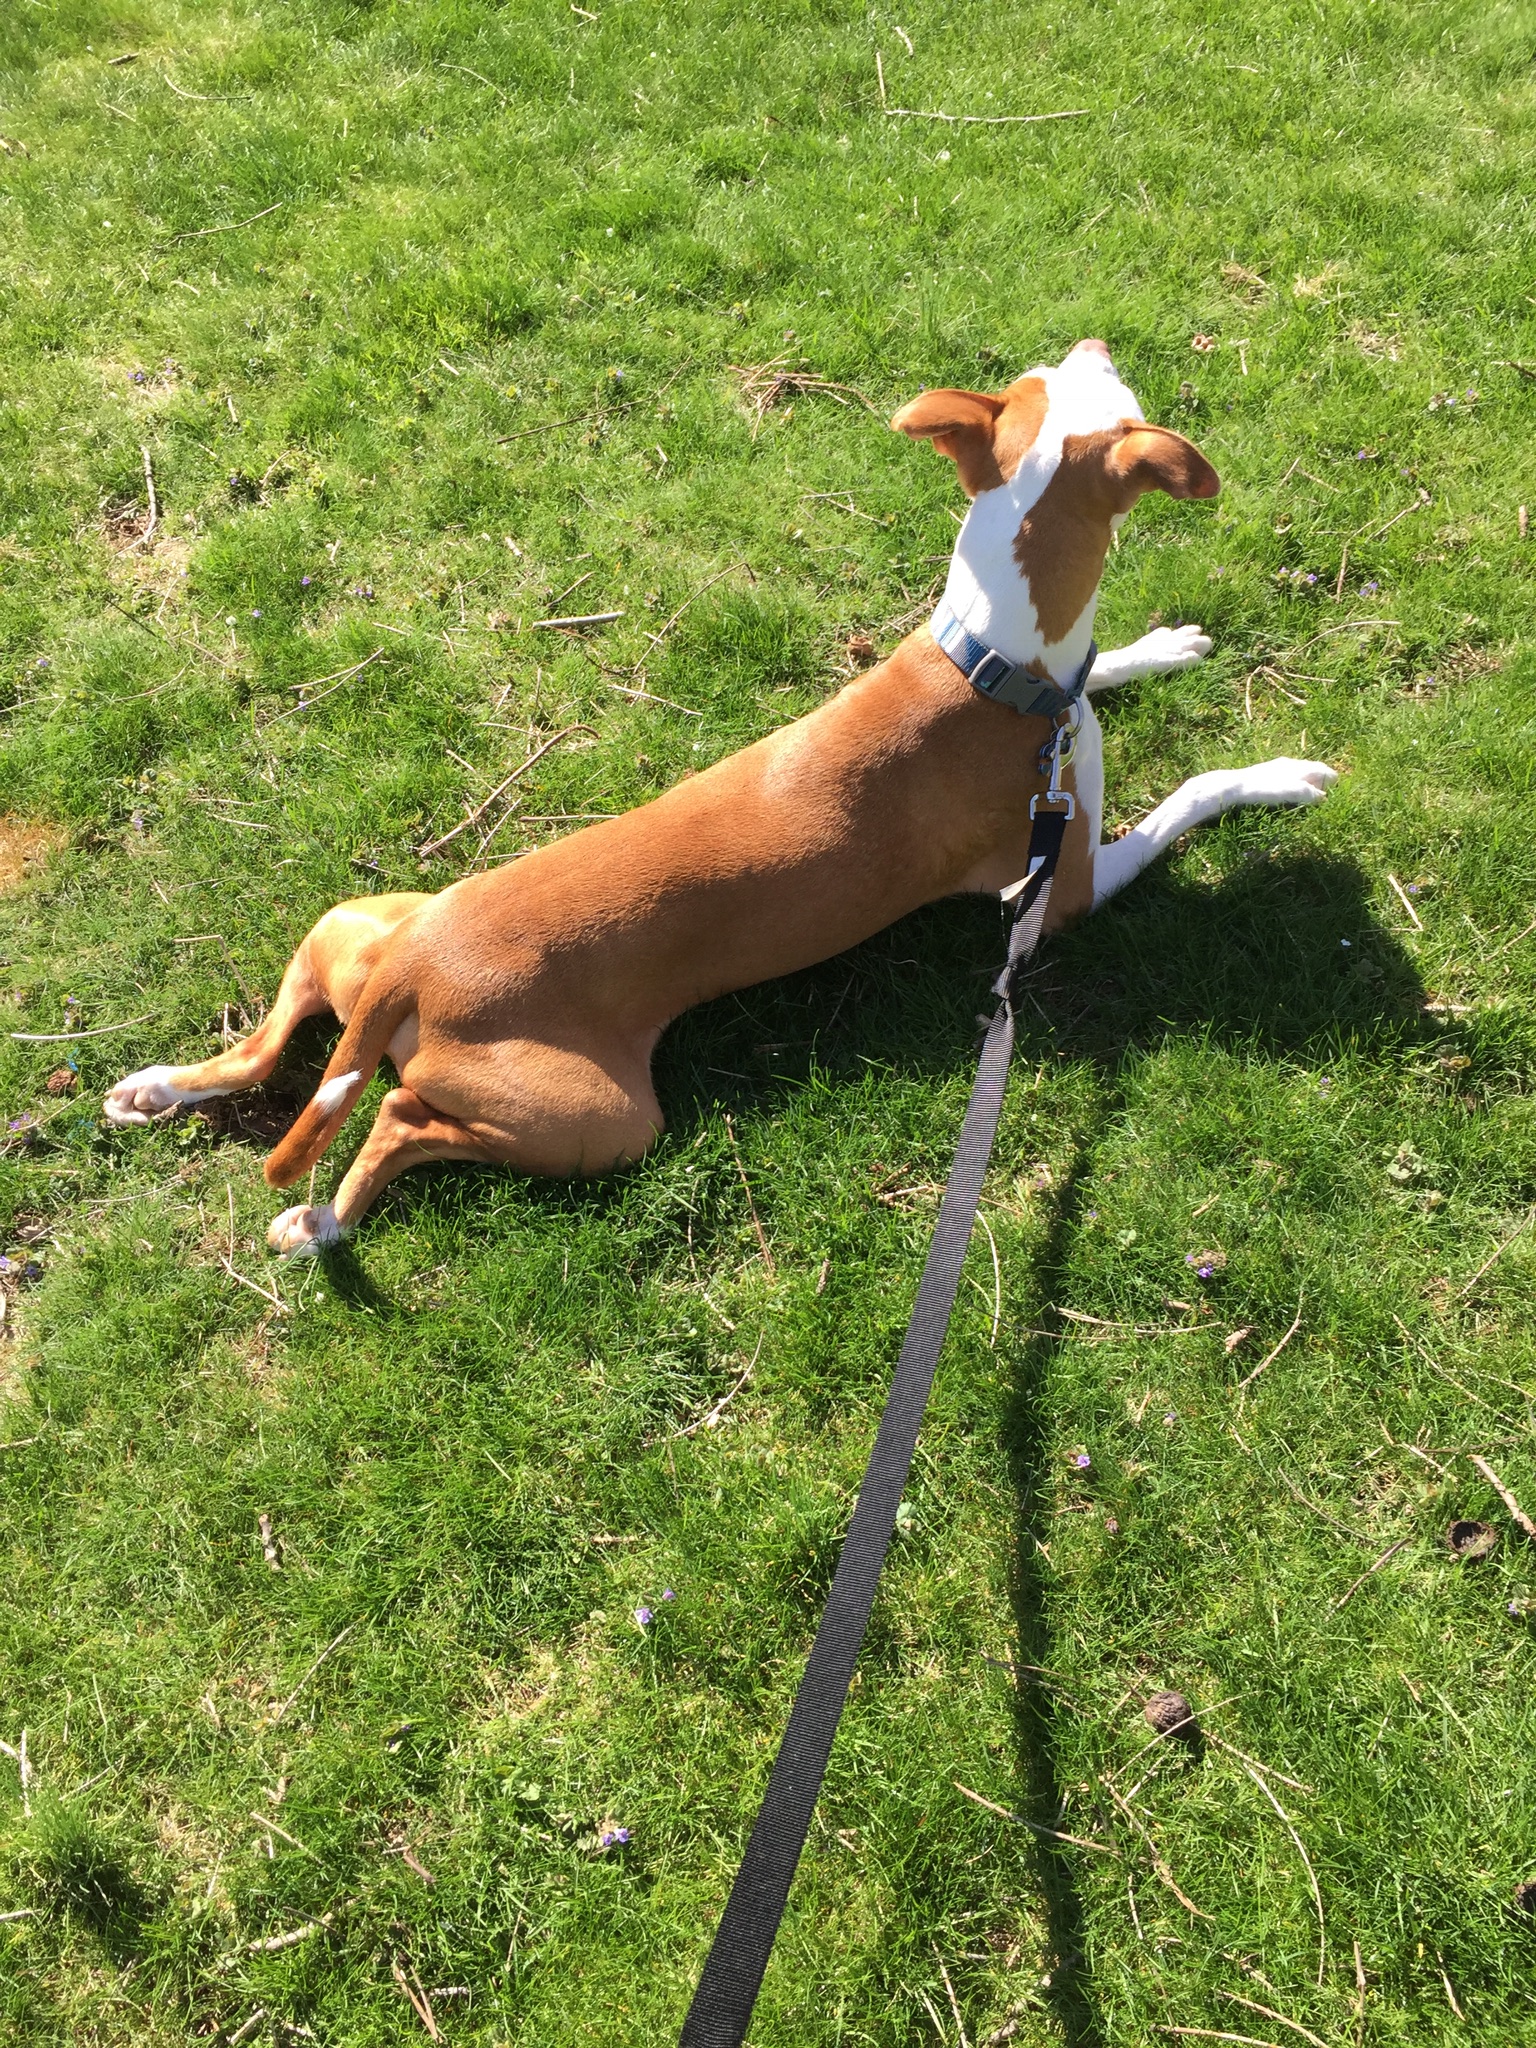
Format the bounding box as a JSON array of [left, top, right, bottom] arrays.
[[103, 1065, 220, 1127], [267, 1204, 343, 1257]]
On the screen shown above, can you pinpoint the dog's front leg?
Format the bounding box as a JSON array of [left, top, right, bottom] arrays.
[[1087, 623, 1212, 693], [1092, 758, 1339, 907]]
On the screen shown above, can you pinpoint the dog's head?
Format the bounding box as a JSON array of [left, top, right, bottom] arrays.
[[891, 339, 1218, 657]]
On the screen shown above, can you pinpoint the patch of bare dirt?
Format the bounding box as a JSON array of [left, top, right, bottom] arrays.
[[0, 816, 65, 893]]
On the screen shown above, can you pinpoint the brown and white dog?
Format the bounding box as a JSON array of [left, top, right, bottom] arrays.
[[106, 338, 1337, 1252]]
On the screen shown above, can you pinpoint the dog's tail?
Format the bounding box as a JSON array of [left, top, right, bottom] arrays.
[[263, 966, 413, 1189]]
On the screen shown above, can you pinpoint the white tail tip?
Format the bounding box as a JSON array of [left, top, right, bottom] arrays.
[[314, 1069, 363, 1116]]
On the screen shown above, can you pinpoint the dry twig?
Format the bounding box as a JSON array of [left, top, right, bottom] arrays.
[[419, 723, 593, 858], [392, 1956, 444, 2040], [1470, 1454, 1536, 1538], [11, 1013, 154, 1042], [934, 1944, 971, 2048], [1329, 1537, 1410, 1611], [666, 1335, 763, 1440], [1387, 872, 1423, 930], [1236, 1291, 1304, 1393], [952, 1780, 1117, 1853], [269, 1621, 357, 1726], [643, 560, 746, 652], [138, 445, 158, 548], [530, 609, 624, 630], [883, 105, 1089, 125], [1452, 1210, 1534, 1300], [728, 355, 879, 436], [162, 199, 284, 244], [1101, 1780, 1210, 1916], [975, 1210, 1002, 1348], [1219, 1992, 1331, 2048], [724, 1114, 776, 1277], [269, 647, 387, 724], [1238, 1759, 1325, 1986]]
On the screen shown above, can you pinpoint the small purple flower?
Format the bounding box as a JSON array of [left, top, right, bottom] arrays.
[[600, 1826, 631, 1847], [34, 655, 49, 669], [1361, 580, 1379, 595], [1086, 1208, 1099, 1222], [132, 369, 146, 384], [1407, 884, 1420, 896], [1074, 1452, 1091, 1469], [301, 575, 312, 587], [1319, 1077, 1333, 1094], [1510, 1602, 1522, 1618], [634, 1606, 653, 1628], [1105, 1517, 1119, 1534], [21, 1262, 40, 1281], [1163, 1411, 1176, 1425], [0, 1257, 11, 1272], [661, 1588, 676, 1601], [1196, 1264, 1214, 1280], [1356, 449, 1368, 459], [1304, 572, 1317, 586], [251, 608, 262, 620], [1340, 938, 1352, 948]]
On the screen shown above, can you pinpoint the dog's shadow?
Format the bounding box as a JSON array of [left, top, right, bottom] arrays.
[[658, 846, 1435, 2046]]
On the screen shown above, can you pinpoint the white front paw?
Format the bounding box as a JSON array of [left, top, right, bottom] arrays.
[[1235, 757, 1340, 807], [103, 1066, 192, 1127], [267, 1203, 343, 1257], [1139, 623, 1212, 671]]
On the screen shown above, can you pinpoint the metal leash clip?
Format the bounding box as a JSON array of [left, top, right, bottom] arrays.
[[1030, 701, 1079, 819]]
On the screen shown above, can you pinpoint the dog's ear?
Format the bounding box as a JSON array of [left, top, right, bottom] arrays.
[[1107, 424, 1220, 505], [890, 387, 1007, 497]]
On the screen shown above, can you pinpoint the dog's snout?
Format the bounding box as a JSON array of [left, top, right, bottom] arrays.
[[1068, 337, 1114, 362]]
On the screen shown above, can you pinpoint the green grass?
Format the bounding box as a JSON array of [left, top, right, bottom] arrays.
[[2, 0, 1536, 2040]]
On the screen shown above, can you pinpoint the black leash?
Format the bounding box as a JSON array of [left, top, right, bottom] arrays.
[[679, 802, 1070, 2048]]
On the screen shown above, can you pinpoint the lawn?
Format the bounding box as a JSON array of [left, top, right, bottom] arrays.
[[2, 0, 1536, 2041]]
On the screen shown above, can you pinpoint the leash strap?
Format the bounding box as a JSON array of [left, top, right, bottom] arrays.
[[679, 807, 1070, 2048]]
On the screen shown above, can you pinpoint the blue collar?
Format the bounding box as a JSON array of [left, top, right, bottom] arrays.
[[931, 602, 1097, 719]]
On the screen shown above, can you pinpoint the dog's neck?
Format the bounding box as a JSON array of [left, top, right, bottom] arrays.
[[936, 472, 1107, 690]]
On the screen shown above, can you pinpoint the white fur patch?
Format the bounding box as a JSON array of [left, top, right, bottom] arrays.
[[314, 1070, 362, 1116], [103, 1065, 231, 1127]]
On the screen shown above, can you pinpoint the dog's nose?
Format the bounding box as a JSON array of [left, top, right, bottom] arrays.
[[1068, 337, 1113, 361]]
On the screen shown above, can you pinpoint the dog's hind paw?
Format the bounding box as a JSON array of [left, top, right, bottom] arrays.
[[103, 1065, 214, 1126], [267, 1203, 343, 1257]]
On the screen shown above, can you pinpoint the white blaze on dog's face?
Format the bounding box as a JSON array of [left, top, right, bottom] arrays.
[[891, 338, 1219, 684]]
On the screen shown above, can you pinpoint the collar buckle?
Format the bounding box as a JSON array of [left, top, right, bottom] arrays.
[[931, 602, 1096, 719]]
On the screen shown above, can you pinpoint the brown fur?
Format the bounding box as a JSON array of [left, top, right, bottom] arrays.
[[157, 633, 1096, 1226], [1013, 424, 1219, 645], [890, 375, 1049, 495]]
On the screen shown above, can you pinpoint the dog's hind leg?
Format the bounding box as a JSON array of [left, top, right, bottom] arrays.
[[266, 1086, 513, 1253], [104, 893, 428, 1127], [104, 940, 334, 1126]]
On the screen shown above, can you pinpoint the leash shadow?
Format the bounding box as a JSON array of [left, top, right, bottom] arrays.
[[988, 845, 1432, 2044], [998, 1150, 1108, 2048]]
